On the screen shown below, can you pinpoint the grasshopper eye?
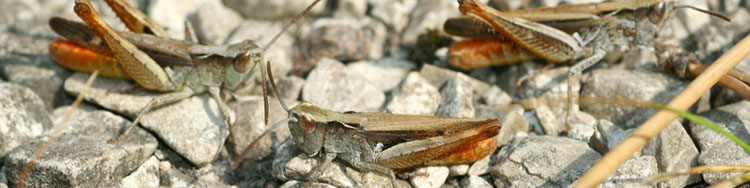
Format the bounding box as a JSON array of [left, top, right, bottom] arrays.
[[648, 2, 669, 24], [299, 115, 317, 134], [233, 51, 253, 73]]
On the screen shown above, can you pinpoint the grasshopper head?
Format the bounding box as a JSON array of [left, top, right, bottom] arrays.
[[288, 105, 325, 156], [225, 44, 263, 89]]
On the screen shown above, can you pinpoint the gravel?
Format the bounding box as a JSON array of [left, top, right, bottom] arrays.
[[2, 0, 746, 187]]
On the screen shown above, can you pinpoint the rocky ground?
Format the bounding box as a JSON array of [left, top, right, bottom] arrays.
[[1, 0, 749, 187]]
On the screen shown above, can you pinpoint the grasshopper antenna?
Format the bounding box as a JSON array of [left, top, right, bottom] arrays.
[[674, 5, 731, 22], [233, 0, 317, 169], [232, 60, 290, 169], [263, 0, 323, 50], [15, 71, 99, 188], [266, 60, 290, 112]]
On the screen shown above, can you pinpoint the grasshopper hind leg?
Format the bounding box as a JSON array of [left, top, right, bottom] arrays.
[[74, 0, 175, 91]]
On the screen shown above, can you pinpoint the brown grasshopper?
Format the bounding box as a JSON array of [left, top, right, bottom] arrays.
[[444, 0, 732, 124], [445, 0, 734, 82], [232, 62, 501, 187], [48, 0, 322, 144], [445, 0, 719, 70]]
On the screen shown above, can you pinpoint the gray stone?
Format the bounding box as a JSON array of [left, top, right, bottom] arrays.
[[419, 64, 490, 94], [689, 101, 750, 184], [0, 183, 5, 188], [460, 176, 492, 188], [302, 58, 385, 112], [281, 154, 362, 188], [228, 96, 292, 162], [117, 156, 160, 188], [279, 180, 336, 188], [225, 19, 294, 78], [581, 68, 687, 128], [334, 0, 367, 18], [597, 120, 642, 156], [519, 67, 580, 131], [368, 0, 417, 33], [601, 155, 658, 188], [63, 73, 229, 167], [491, 136, 601, 188], [448, 165, 469, 177], [560, 0, 602, 4], [478, 86, 512, 108], [1, 166, 6, 186], [567, 111, 597, 142], [275, 76, 305, 102], [272, 140, 411, 188], [188, 0, 243, 45], [295, 18, 387, 74], [0, 54, 70, 110], [675, 0, 711, 34], [401, 0, 461, 45], [221, 0, 327, 19], [272, 139, 299, 182], [474, 105, 502, 120], [467, 156, 491, 176], [148, 0, 212, 39], [0, 83, 52, 157], [0, 13, 58, 55], [495, 105, 529, 146], [410, 166, 449, 188], [650, 121, 700, 188], [362, 171, 412, 188], [493, 62, 541, 96], [3, 110, 157, 188], [346, 57, 415, 92], [535, 105, 562, 136], [436, 74, 476, 118], [158, 162, 234, 188], [385, 72, 441, 115], [419, 64, 460, 89], [50, 104, 99, 125], [658, 15, 689, 45]]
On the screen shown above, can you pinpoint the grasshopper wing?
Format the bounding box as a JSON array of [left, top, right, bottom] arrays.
[[50, 17, 194, 67], [374, 121, 500, 169], [339, 112, 498, 146]]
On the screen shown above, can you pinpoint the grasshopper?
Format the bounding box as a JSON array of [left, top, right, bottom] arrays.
[[48, 0, 322, 144], [446, 0, 732, 79], [444, 0, 731, 125], [446, 0, 696, 70], [232, 62, 501, 187]]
